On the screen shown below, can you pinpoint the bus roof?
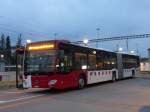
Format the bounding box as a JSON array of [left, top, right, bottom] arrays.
[[26, 40, 139, 57]]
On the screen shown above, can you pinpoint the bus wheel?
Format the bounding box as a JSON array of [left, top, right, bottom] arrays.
[[112, 75, 116, 82], [78, 76, 85, 89]]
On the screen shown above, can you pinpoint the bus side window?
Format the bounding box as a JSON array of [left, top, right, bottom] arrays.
[[97, 54, 104, 70], [88, 54, 96, 70], [103, 54, 116, 70], [122, 55, 138, 69], [64, 55, 72, 71], [59, 50, 73, 73], [75, 53, 87, 69]]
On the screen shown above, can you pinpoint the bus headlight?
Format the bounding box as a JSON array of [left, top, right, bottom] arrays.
[[48, 80, 57, 85]]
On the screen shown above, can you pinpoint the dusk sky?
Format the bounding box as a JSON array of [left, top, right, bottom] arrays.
[[0, 0, 150, 57]]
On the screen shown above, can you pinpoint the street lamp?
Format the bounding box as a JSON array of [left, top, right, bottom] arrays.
[[83, 38, 89, 46], [118, 47, 123, 52], [26, 39, 31, 44], [21, 39, 32, 88], [0, 54, 4, 58], [130, 50, 135, 54]]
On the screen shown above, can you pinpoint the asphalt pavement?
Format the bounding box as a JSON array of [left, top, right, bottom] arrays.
[[0, 75, 150, 112]]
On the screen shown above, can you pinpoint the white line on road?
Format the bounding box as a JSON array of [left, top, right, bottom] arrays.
[[0, 94, 45, 104], [1, 92, 24, 94]]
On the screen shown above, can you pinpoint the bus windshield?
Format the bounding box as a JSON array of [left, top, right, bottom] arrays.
[[25, 50, 56, 75]]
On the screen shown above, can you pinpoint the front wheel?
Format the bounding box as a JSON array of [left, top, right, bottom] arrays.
[[78, 76, 85, 89]]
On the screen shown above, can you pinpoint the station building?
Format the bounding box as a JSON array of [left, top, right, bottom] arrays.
[[140, 48, 150, 73]]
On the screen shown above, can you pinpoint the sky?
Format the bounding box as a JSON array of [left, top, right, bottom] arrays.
[[0, 0, 150, 57]]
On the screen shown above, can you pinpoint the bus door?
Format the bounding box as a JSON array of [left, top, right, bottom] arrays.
[[117, 53, 123, 79]]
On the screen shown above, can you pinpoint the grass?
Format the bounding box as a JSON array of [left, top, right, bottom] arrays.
[[0, 80, 16, 89]]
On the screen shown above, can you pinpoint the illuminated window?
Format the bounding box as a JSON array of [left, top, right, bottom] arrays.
[[88, 54, 96, 70], [75, 53, 87, 69]]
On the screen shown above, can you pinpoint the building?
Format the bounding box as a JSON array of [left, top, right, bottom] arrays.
[[0, 45, 22, 72], [148, 48, 150, 59], [0, 48, 7, 72], [140, 58, 150, 73], [140, 48, 150, 73]]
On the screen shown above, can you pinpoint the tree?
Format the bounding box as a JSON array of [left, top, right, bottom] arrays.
[[16, 34, 22, 48], [6, 36, 11, 64], [1, 34, 5, 49]]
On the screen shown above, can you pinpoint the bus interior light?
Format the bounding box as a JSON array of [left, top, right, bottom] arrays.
[[56, 65, 59, 67], [112, 62, 115, 65], [82, 65, 87, 70]]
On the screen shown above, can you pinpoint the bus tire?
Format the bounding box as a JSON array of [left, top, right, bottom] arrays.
[[112, 72, 116, 82], [78, 76, 85, 89]]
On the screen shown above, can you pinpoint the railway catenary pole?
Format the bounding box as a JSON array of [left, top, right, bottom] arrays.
[[96, 28, 100, 48], [15, 52, 19, 88], [126, 39, 129, 52]]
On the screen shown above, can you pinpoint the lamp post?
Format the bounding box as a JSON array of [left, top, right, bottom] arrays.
[[21, 39, 31, 88], [23, 39, 31, 71], [23, 39, 31, 66], [16, 51, 19, 88], [96, 28, 100, 48]]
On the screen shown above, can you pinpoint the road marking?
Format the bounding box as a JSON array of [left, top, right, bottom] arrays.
[[1, 91, 23, 94], [0, 94, 45, 104], [0, 101, 31, 110]]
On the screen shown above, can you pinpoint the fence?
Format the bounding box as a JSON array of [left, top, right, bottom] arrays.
[[0, 65, 22, 81], [0, 72, 16, 81]]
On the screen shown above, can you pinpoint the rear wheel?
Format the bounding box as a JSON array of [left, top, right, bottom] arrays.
[[78, 76, 85, 89]]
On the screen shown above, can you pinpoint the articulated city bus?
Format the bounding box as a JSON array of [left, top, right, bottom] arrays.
[[22, 40, 140, 89]]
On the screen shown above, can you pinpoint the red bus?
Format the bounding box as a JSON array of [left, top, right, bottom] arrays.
[[22, 40, 140, 89]]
